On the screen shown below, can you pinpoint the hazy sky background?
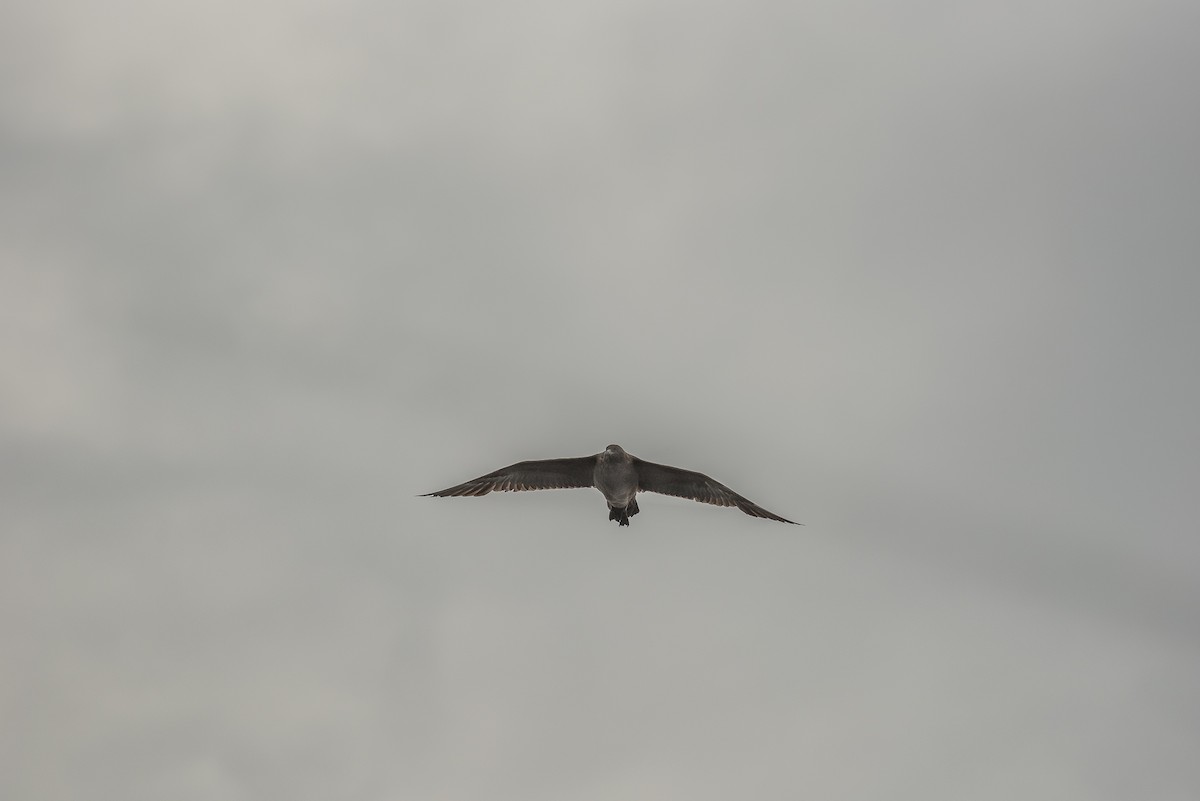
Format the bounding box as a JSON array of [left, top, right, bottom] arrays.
[[3, 1, 1199, 799]]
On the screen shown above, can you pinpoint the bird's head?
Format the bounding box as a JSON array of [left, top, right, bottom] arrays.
[[601, 444, 631, 462]]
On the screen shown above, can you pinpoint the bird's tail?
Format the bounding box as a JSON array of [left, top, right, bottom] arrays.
[[607, 500, 639, 526]]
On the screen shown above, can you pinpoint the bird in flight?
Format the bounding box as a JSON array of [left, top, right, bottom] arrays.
[[422, 444, 797, 526]]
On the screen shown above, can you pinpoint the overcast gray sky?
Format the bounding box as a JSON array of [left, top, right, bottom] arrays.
[[3, 1, 1199, 799]]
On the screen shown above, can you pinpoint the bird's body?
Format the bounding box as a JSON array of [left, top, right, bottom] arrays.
[[594, 444, 639, 523], [423, 444, 796, 526]]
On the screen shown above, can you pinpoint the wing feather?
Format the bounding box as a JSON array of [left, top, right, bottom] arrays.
[[633, 459, 797, 524], [422, 456, 597, 497]]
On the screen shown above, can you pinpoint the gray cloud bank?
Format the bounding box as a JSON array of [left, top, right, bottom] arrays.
[[3, 1, 1198, 799]]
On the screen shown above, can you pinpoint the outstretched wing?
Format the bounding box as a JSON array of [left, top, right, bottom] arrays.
[[422, 456, 597, 497], [633, 459, 797, 523]]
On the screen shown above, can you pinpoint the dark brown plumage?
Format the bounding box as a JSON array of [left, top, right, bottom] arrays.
[[422, 444, 797, 526]]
